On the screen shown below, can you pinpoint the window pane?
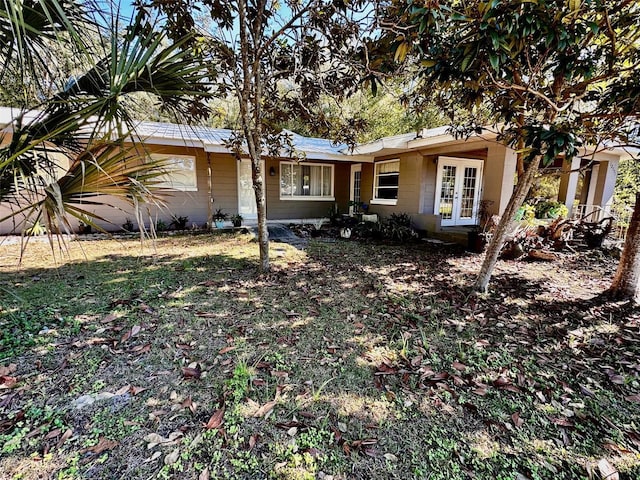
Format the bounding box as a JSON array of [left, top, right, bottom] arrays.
[[154, 155, 197, 190], [280, 163, 333, 198], [323, 166, 331, 195], [377, 161, 399, 174], [376, 187, 398, 199], [378, 174, 399, 187], [280, 163, 293, 196], [439, 165, 456, 219], [374, 160, 399, 200]]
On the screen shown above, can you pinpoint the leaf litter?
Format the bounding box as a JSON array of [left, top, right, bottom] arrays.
[[0, 235, 638, 479]]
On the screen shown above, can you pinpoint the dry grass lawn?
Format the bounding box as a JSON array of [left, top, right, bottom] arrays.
[[1, 233, 639, 480]]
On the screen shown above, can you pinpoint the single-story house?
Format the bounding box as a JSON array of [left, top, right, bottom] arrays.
[[352, 128, 634, 236], [0, 106, 635, 238]]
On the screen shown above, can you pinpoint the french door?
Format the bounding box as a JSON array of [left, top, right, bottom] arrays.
[[434, 157, 484, 227]]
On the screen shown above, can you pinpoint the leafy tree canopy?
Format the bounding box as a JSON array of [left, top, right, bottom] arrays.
[[0, 1, 211, 234], [382, 0, 640, 172]]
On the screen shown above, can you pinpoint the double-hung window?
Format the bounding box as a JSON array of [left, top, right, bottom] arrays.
[[152, 154, 197, 191], [280, 162, 334, 200], [372, 159, 399, 204]]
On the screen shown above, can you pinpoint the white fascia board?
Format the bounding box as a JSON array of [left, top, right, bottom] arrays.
[[203, 144, 232, 153], [349, 132, 416, 155], [580, 144, 640, 161], [303, 152, 374, 163], [124, 136, 206, 149]]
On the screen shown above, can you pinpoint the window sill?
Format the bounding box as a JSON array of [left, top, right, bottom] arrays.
[[279, 196, 335, 201], [159, 186, 198, 192], [370, 199, 397, 206]]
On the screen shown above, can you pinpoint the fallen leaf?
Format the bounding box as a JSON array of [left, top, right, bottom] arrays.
[[218, 346, 236, 355], [198, 467, 210, 480], [0, 376, 17, 389], [512, 412, 524, 428], [253, 400, 276, 418], [115, 385, 131, 396], [452, 361, 467, 371], [550, 417, 574, 427], [44, 428, 62, 440], [129, 344, 152, 355], [182, 396, 197, 413], [123, 386, 144, 396], [121, 325, 142, 343], [384, 453, 398, 462], [248, 434, 258, 450], [597, 458, 619, 480], [609, 374, 625, 385], [625, 394, 640, 403], [85, 437, 118, 454], [204, 408, 225, 429], [182, 366, 202, 379], [138, 304, 154, 314], [56, 428, 73, 449], [101, 314, 118, 323], [164, 449, 180, 465], [0, 364, 17, 376]]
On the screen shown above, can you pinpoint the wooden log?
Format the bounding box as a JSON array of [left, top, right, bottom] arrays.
[[528, 249, 559, 262]]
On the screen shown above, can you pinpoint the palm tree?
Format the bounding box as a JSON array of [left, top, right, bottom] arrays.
[[0, 0, 210, 238]]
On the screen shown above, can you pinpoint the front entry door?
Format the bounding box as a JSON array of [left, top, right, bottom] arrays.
[[237, 159, 264, 219], [434, 157, 484, 226]]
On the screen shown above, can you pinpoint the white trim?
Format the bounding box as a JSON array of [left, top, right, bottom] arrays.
[[372, 159, 400, 204], [279, 161, 335, 200], [370, 199, 398, 206], [152, 153, 198, 192], [433, 156, 484, 226], [280, 197, 336, 201]]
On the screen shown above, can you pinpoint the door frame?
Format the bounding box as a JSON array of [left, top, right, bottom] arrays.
[[349, 163, 362, 215], [434, 156, 484, 227]]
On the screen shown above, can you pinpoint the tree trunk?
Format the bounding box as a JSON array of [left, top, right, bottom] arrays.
[[609, 192, 640, 302], [473, 157, 540, 292], [252, 157, 270, 272]]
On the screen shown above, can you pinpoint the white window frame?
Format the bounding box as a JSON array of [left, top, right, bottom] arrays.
[[279, 161, 335, 201], [152, 154, 198, 192], [371, 159, 400, 205]]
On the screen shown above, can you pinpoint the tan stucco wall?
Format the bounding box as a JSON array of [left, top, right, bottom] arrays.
[[0, 141, 361, 234], [81, 144, 220, 231], [264, 159, 351, 220], [362, 145, 498, 232]]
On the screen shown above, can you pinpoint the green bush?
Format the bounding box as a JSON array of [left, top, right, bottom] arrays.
[[535, 201, 568, 219], [381, 214, 418, 242], [515, 204, 536, 223]]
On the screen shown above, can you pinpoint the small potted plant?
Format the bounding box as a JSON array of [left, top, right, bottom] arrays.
[[213, 208, 228, 229], [170, 215, 189, 230], [78, 215, 92, 234], [230, 213, 243, 228], [310, 218, 325, 237], [122, 218, 134, 232]]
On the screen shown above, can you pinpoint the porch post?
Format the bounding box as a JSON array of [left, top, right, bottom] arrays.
[[557, 156, 581, 216], [483, 143, 518, 216], [592, 156, 619, 216]]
